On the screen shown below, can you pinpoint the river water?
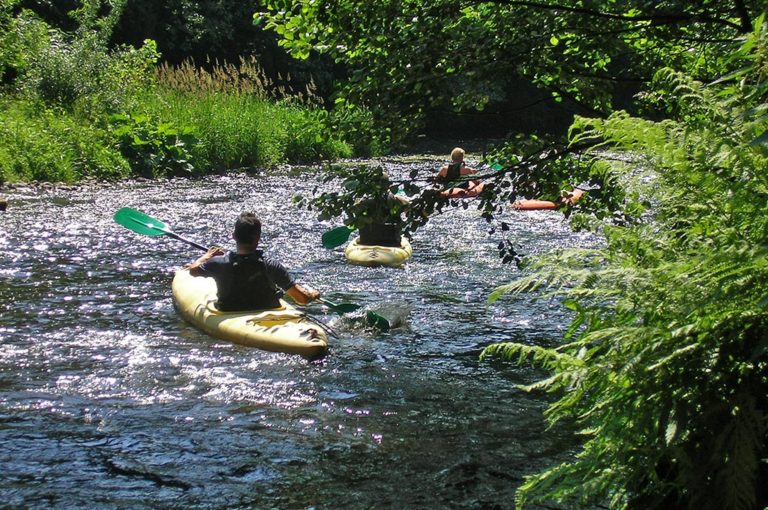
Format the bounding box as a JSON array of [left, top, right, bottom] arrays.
[[0, 157, 599, 509]]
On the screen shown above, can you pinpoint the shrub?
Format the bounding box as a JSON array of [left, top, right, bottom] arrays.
[[0, 99, 130, 183], [108, 112, 199, 178], [482, 18, 768, 510], [17, 21, 158, 118]]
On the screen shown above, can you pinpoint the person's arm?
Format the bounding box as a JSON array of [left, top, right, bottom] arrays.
[[264, 258, 320, 305], [434, 165, 448, 182], [460, 164, 479, 176], [185, 246, 224, 277], [285, 283, 320, 305]]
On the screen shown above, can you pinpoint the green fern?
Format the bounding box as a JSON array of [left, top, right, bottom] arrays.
[[484, 18, 768, 510]]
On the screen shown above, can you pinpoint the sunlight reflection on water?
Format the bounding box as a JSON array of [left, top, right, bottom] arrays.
[[0, 162, 602, 508]]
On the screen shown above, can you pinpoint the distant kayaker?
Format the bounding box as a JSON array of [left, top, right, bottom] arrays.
[[186, 212, 320, 311], [350, 170, 410, 247], [435, 147, 484, 197]]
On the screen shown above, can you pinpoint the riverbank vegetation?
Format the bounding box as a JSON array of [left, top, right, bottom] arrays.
[[484, 33, 768, 508], [0, 0, 366, 184]]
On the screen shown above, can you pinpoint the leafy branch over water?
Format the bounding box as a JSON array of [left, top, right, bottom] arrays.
[[482, 17, 768, 509]]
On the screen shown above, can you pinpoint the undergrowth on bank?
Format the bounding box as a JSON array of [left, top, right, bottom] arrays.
[[0, 5, 359, 184], [0, 99, 130, 182], [482, 15, 768, 510]]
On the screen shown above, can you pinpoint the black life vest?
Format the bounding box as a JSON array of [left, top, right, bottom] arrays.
[[445, 161, 463, 181], [216, 252, 282, 311], [359, 223, 402, 247], [439, 162, 470, 189]]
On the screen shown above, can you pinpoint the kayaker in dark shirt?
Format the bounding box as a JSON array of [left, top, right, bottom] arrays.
[[186, 212, 320, 311], [350, 171, 410, 247], [435, 147, 484, 197]]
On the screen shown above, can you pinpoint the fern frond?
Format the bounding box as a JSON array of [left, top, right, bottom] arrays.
[[486, 29, 768, 510]]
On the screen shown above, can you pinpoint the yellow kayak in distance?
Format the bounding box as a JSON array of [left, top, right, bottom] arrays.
[[171, 269, 329, 360], [344, 236, 413, 267]]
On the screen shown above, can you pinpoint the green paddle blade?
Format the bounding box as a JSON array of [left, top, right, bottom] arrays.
[[323, 299, 361, 314], [114, 207, 169, 237], [321, 225, 355, 249], [366, 311, 390, 332], [318, 297, 361, 315], [332, 302, 362, 313]]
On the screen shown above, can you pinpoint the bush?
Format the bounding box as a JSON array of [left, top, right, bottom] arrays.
[[108, 112, 199, 178], [482, 18, 768, 510], [0, 99, 130, 183], [329, 100, 386, 157], [17, 22, 158, 118]]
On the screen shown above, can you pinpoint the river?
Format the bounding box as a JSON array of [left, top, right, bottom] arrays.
[[0, 156, 600, 509]]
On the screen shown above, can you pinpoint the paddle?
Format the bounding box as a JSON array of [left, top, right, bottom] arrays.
[[318, 297, 386, 330], [366, 311, 390, 332], [114, 207, 208, 251], [318, 297, 360, 315], [114, 207, 389, 328], [321, 225, 355, 249]]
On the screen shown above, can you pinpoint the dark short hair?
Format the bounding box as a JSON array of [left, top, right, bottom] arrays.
[[233, 212, 261, 244]]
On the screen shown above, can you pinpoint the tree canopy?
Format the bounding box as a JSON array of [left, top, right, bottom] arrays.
[[260, 0, 763, 142]]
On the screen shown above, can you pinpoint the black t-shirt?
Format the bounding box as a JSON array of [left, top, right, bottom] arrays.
[[199, 250, 295, 311]]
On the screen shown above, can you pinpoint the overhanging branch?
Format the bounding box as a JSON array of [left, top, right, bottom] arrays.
[[476, 0, 748, 33]]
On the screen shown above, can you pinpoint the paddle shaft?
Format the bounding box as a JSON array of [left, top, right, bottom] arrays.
[[317, 297, 360, 314], [164, 230, 209, 252], [119, 211, 209, 251]]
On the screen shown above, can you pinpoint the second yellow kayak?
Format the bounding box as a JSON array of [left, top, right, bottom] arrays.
[[344, 236, 413, 267]]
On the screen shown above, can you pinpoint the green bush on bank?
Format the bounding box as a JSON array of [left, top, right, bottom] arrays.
[[0, 99, 130, 183], [0, 7, 359, 184]]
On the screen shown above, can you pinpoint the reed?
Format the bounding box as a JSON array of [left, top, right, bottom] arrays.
[[155, 56, 319, 104], [144, 56, 348, 169]]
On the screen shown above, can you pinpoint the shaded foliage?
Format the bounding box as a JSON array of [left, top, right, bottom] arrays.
[[261, 0, 764, 143], [481, 16, 768, 509]]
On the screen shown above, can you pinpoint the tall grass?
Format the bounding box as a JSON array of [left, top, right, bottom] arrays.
[[0, 99, 130, 183], [142, 57, 351, 169]]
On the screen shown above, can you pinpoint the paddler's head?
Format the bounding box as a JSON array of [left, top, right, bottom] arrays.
[[233, 212, 262, 250], [450, 147, 465, 163]]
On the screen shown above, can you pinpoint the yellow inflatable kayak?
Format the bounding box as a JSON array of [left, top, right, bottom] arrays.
[[171, 269, 329, 359], [344, 237, 413, 267]]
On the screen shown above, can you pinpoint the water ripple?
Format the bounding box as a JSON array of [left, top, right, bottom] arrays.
[[0, 163, 601, 509]]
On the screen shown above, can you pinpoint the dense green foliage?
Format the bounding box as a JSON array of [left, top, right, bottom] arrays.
[[479, 17, 768, 509], [0, 98, 130, 182], [0, 1, 357, 184], [261, 0, 763, 143]]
